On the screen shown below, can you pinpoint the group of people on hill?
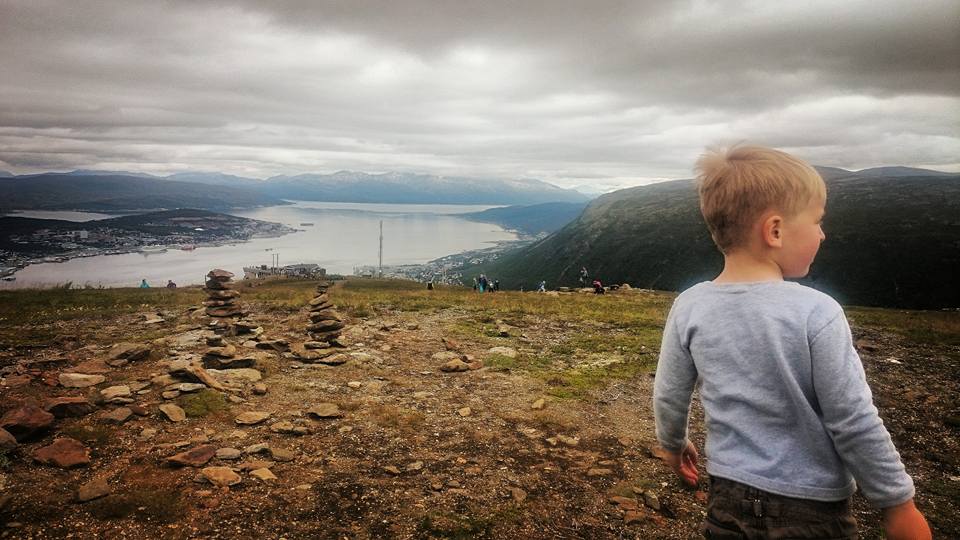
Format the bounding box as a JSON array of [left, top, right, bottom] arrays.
[[139, 279, 177, 288], [473, 274, 500, 292]]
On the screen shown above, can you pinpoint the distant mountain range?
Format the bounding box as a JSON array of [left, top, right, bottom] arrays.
[[0, 169, 588, 209], [467, 166, 959, 309], [0, 174, 286, 213]]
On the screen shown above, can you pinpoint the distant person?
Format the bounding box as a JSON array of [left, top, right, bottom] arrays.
[[592, 279, 604, 294], [579, 266, 589, 286], [478, 274, 488, 293], [537, 280, 546, 293], [472, 277, 478, 291], [139, 279, 149, 288], [492, 279, 500, 292], [427, 281, 434, 290], [654, 145, 929, 539], [166, 280, 177, 288]]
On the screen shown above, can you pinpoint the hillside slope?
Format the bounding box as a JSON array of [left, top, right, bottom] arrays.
[[473, 171, 960, 309]]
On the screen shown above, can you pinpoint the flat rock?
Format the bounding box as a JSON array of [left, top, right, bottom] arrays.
[[252, 383, 268, 395], [100, 385, 131, 401], [106, 342, 152, 364], [269, 448, 296, 462], [167, 444, 218, 467], [203, 356, 256, 369], [204, 345, 237, 358], [431, 351, 461, 362], [216, 447, 242, 460], [235, 411, 271, 425], [202, 466, 242, 487], [162, 390, 181, 400], [440, 359, 470, 373], [0, 404, 55, 441], [307, 403, 343, 419], [77, 477, 111, 502], [43, 397, 95, 418], [270, 421, 308, 435], [100, 407, 133, 424], [59, 373, 106, 388], [586, 468, 613, 477], [250, 468, 277, 482], [237, 459, 275, 471], [33, 437, 90, 468], [531, 398, 546, 410], [458, 407, 472, 417], [207, 269, 235, 281], [172, 383, 207, 393], [303, 341, 332, 350], [159, 403, 187, 422], [207, 368, 262, 384], [243, 443, 271, 455], [487, 346, 518, 358]]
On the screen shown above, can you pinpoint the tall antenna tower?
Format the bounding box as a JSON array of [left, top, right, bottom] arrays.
[[378, 220, 383, 278]]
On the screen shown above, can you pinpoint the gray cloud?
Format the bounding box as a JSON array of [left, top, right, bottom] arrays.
[[0, 0, 958, 187]]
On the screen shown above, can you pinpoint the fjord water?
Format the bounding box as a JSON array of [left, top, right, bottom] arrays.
[[3, 202, 516, 288]]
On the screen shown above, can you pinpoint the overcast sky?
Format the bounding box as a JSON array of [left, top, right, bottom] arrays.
[[1, 0, 957, 190]]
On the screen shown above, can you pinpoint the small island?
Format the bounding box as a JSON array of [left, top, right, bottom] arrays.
[[0, 209, 296, 278]]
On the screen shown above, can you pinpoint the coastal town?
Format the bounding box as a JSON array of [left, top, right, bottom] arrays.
[[0, 210, 296, 281]]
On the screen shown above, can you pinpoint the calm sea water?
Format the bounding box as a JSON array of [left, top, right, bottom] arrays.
[[2, 202, 514, 288]]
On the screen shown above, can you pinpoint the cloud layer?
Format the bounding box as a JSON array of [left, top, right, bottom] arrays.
[[1, 0, 958, 188]]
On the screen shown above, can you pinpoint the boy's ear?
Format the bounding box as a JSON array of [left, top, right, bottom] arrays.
[[762, 214, 783, 248]]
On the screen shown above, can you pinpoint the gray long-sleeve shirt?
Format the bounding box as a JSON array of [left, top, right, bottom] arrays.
[[653, 281, 914, 507]]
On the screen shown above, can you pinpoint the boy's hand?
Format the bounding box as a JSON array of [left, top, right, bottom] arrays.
[[883, 499, 931, 540], [663, 441, 699, 486]]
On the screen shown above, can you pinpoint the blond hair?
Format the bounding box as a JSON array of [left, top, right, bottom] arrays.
[[695, 145, 825, 253]]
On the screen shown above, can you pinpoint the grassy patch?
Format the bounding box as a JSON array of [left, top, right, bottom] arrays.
[[369, 404, 425, 433], [177, 389, 229, 418], [847, 306, 960, 347]]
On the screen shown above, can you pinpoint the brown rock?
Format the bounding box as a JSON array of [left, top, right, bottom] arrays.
[[167, 444, 218, 467], [250, 468, 277, 482], [201, 466, 242, 487], [610, 496, 639, 510], [0, 428, 17, 451], [623, 509, 649, 525], [252, 383, 268, 395], [43, 397, 95, 418], [106, 342, 152, 365], [510, 487, 527, 502], [204, 345, 237, 358], [206, 269, 235, 281], [441, 337, 461, 351], [33, 437, 90, 468], [440, 359, 470, 373], [308, 295, 330, 307], [159, 403, 187, 422], [307, 320, 345, 333], [207, 289, 240, 300], [235, 411, 271, 425], [100, 407, 133, 424], [3, 374, 31, 387], [58, 373, 106, 388], [0, 404, 55, 441], [206, 306, 245, 318], [77, 477, 111, 502], [309, 310, 342, 323], [307, 403, 343, 419]]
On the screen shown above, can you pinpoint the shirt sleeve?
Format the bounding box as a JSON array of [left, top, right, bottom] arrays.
[[653, 303, 699, 453], [810, 311, 915, 507]]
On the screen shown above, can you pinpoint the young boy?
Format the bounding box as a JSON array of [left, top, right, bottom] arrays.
[[653, 146, 931, 539]]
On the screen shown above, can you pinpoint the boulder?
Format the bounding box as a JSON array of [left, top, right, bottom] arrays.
[[43, 397, 95, 418], [100, 385, 132, 402], [307, 403, 343, 419], [250, 468, 277, 482], [33, 437, 90, 468], [59, 373, 106, 388], [0, 404, 55, 441]]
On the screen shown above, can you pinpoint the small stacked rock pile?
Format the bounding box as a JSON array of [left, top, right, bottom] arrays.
[[203, 269, 245, 333], [202, 334, 255, 370], [294, 283, 348, 365]]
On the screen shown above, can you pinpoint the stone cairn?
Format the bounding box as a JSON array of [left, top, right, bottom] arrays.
[[295, 282, 348, 365], [204, 269, 244, 331]]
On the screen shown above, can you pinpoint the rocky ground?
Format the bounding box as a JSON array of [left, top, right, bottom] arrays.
[[0, 279, 957, 539]]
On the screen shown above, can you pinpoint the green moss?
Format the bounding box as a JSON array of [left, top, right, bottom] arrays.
[[61, 424, 114, 446], [177, 389, 228, 417]]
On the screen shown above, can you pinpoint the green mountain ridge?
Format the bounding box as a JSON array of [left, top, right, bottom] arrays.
[[468, 172, 960, 309]]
